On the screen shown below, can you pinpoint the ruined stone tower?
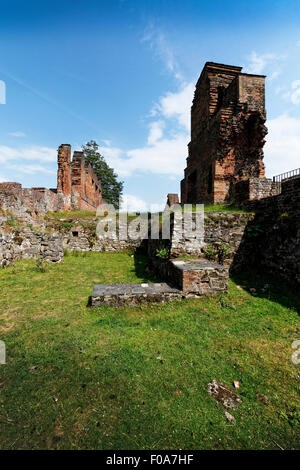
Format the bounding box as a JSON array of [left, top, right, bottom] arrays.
[[181, 62, 267, 204], [57, 144, 72, 210], [57, 145, 103, 210]]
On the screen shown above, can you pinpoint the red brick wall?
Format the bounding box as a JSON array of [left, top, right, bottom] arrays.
[[71, 151, 102, 210], [57, 144, 72, 210], [181, 62, 267, 204]]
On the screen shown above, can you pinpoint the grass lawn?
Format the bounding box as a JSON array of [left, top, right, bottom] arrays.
[[0, 252, 299, 450], [45, 203, 251, 222]]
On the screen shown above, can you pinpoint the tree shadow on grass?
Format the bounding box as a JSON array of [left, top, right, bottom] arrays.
[[230, 269, 300, 315], [133, 252, 160, 283]]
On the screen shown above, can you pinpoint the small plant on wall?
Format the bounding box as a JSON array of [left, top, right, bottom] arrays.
[[203, 242, 230, 264], [156, 247, 170, 260]]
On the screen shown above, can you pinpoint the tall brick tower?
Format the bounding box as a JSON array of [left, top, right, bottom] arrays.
[[181, 62, 267, 204], [57, 144, 72, 210]]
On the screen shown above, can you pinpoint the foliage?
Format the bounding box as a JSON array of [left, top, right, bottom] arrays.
[[203, 244, 217, 260], [247, 224, 264, 238], [204, 242, 230, 264], [155, 247, 170, 260], [82, 140, 123, 210], [6, 217, 18, 227]]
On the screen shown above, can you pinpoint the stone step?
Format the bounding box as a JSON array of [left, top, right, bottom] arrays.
[[170, 259, 228, 295], [91, 283, 182, 307], [152, 258, 228, 295], [91, 259, 228, 307]]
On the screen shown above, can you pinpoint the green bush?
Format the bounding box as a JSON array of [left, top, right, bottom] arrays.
[[156, 247, 170, 260]]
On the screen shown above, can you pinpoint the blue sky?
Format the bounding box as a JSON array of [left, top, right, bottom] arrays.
[[1, 0, 300, 210]]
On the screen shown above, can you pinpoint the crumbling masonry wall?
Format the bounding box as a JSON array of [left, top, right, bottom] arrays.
[[181, 62, 268, 204], [0, 144, 103, 220], [70, 150, 102, 211]]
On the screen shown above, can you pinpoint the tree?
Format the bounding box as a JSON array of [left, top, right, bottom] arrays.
[[82, 140, 123, 210]]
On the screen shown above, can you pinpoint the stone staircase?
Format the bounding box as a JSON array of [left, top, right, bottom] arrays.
[[91, 258, 228, 307]]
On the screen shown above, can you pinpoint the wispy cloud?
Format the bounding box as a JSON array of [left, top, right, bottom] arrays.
[[142, 24, 183, 81], [147, 120, 164, 145], [246, 51, 276, 74], [157, 82, 194, 130], [245, 51, 284, 80], [100, 81, 194, 179], [0, 145, 56, 164], [283, 80, 300, 104], [9, 131, 26, 137], [5, 163, 56, 175]]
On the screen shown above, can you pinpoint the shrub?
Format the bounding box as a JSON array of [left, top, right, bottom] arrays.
[[156, 247, 170, 260], [203, 242, 230, 264]]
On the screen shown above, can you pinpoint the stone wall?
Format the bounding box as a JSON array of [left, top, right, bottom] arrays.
[[233, 177, 278, 204], [0, 229, 63, 267], [240, 176, 300, 286], [45, 217, 145, 253], [148, 212, 254, 264], [0, 183, 64, 222]]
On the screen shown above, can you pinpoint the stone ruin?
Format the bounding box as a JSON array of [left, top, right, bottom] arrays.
[[57, 144, 103, 211], [0, 144, 103, 221], [180, 62, 276, 205], [1, 61, 299, 303]]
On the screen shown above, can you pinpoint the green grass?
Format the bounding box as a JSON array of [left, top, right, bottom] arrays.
[[45, 210, 97, 220], [203, 203, 251, 213], [45, 204, 250, 222], [0, 252, 299, 450]]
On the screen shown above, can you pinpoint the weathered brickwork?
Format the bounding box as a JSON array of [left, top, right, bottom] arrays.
[[70, 150, 102, 210], [0, 144, 103, 221], [181, 62, 267, 204], [57, 144, 72, 210]]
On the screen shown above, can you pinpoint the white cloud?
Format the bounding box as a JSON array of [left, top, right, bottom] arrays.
[[0, 174, 7, 182], [142, 24, 183, 81], [246, 51, 277, 75], [147, 120, 164, 145], [9, 131, 26, 137], [0, 145, 56, 164], [6, 163, 56, 175], [290, 80, 300, 104], [264, 113, 300, 177], [120, 194, 165, 213], [102, 132, 188, 178], [100, 81, 194, 178], [158, 82, 194, 130], [120, 194, 148, 212]]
